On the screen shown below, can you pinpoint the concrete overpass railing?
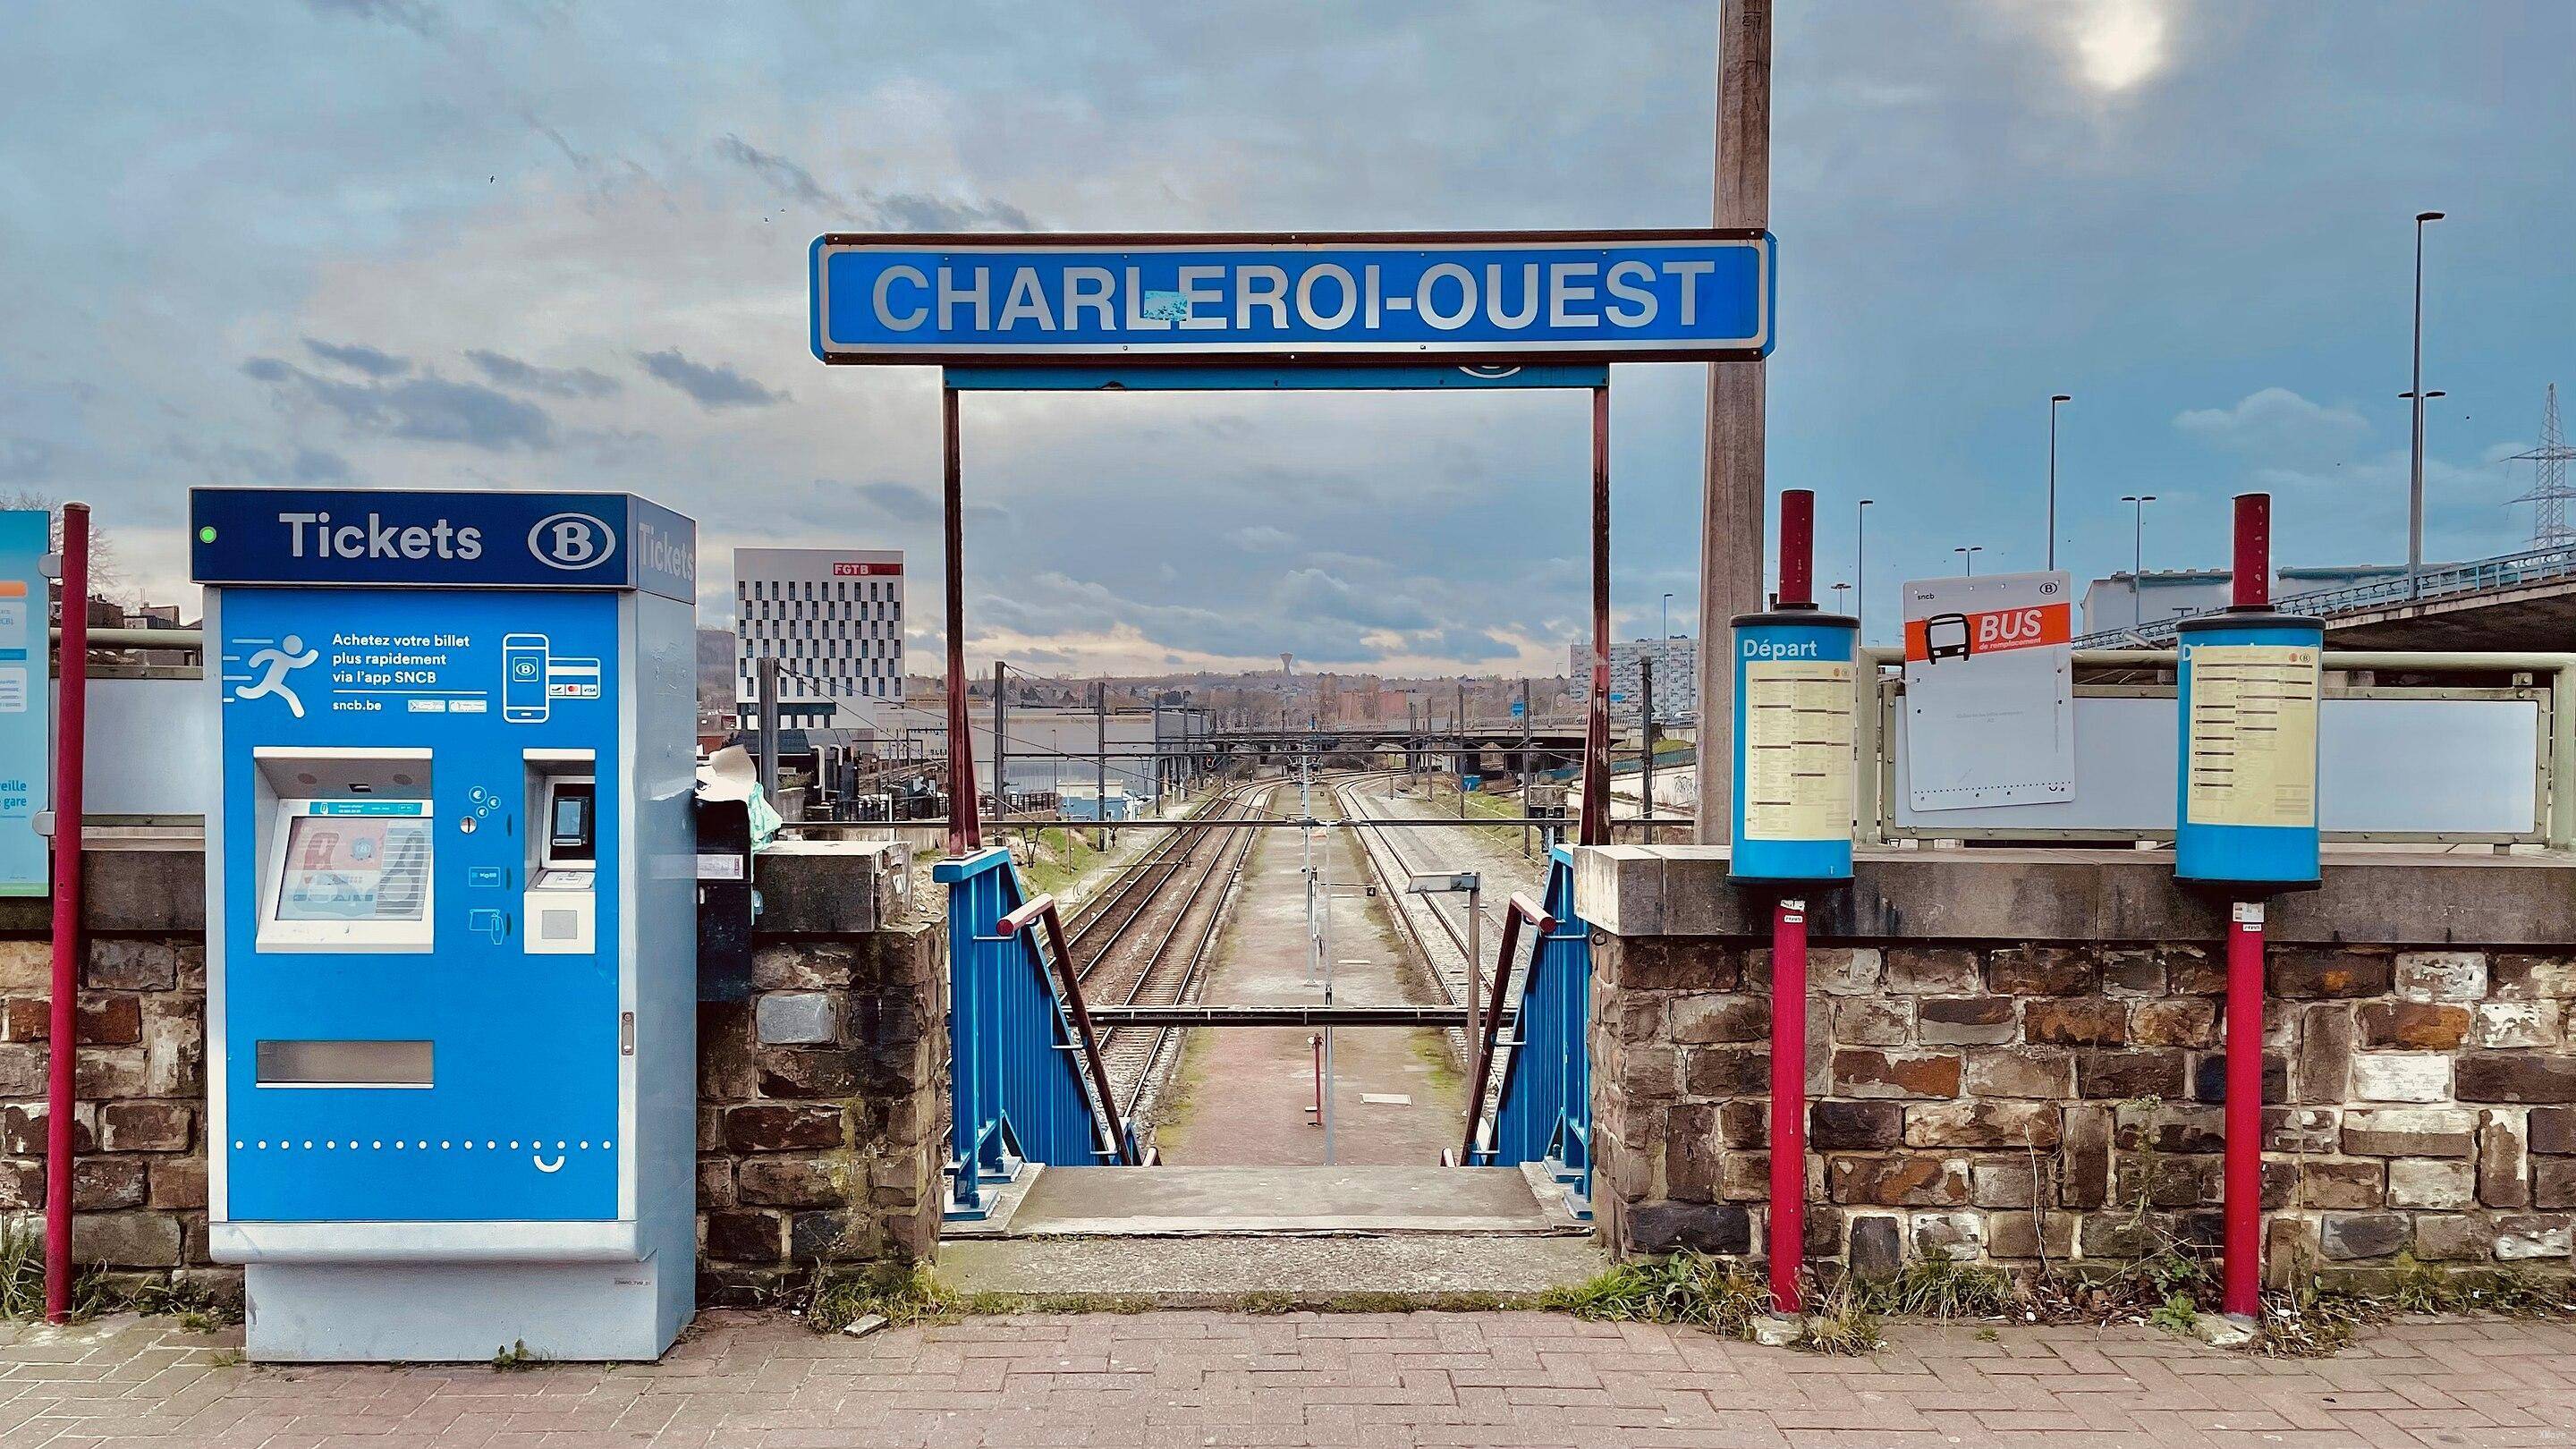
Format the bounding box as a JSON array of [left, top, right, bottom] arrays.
[[2075, 542, 2576, 649]]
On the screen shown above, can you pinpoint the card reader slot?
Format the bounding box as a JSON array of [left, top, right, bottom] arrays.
[[255, 1038, 433, 1088]]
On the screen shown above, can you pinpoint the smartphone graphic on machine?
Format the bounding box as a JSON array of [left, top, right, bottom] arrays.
[[503, 634, 550, 724]]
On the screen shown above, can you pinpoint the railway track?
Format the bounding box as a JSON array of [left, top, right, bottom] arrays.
[[1326, 772, 1487, 993], [1326, 770, 1534, 1088], [1069, 783, 1275, 1120], [1055, 785, 1248, 978]]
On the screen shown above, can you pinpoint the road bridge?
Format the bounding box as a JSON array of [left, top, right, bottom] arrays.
[[2079, 540, 2576, 653]]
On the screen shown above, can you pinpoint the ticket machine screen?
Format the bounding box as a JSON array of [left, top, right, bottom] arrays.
[[276, 816, 432, 922]]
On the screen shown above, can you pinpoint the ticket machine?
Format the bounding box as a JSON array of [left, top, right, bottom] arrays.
[[192, 487, 699, 1361]]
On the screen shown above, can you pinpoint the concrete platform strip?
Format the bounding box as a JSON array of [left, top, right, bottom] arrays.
[[967, 1163, 1589, 1239]]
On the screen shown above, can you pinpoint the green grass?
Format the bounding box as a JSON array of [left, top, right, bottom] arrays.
[[1013, 826, 1103, 900], [1408, 1028, 1463, 1095], [1851, 1258, 2012, 1320], [1535, 1252, 1772, 1337], [0, 1219, 119, 1324]]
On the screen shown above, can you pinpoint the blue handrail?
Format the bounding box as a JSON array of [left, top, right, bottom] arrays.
[[1472, 846, 1592, 1216], [936, 847, 1128, 1219]]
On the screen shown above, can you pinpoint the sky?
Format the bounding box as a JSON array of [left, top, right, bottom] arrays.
[[3, 1, 2572, 674]]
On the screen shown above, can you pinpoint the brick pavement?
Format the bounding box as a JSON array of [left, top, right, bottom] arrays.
[[2, 1307, 2572, 1447]]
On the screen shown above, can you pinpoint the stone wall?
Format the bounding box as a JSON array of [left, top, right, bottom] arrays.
[[0, 841, 945, 1301], [1580, 847, 2576, 1284], [0, 932, 209, 1275], [697, 913, 945, 1305]]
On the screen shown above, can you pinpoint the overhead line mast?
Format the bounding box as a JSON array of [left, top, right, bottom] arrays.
[[2507, 384, 2576, 548]]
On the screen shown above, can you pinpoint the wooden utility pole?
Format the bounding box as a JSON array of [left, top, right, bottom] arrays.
[[1696, 0, 1771, 844]]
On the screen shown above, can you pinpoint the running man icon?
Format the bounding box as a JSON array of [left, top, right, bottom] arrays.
[[236, 634, 320, 717]]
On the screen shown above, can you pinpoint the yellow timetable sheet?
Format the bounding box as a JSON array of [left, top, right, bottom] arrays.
[[2184, 643, 2320, 828], [1742, 658, 1855, 841]]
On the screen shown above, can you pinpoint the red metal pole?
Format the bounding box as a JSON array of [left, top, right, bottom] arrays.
[[44, 503, 87, 1323], [1767, 896, 1808, 1313], [1579, 385, 1611, 846], [2223, 900, 2265, 1317], [2231, 494, 2271, 608], [942, 386, 980, 856], [1777, 489, 1815, 608]]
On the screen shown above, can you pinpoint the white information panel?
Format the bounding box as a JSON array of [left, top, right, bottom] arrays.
[[1901, 571, 2076, 811], [2183, 644, 2321, 829], [1742, 658, 1855, 841], [1891, 692, 2541, 839]]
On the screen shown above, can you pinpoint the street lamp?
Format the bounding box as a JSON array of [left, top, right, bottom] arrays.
[[1855, 498, 1876, 636], [2409, 209, 2445, 597], [1955, 546, 1983, 577], [2120, 495, 2157, 629], [2402, 389, 2447, 582], [1829, 582, 1852, 613], [1659, 591, 1674, 722], [2047, 394, 2072, 570]]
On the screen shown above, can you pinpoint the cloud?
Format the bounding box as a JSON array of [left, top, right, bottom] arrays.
[[298, 0, 438, 36], [1275, 568, 1435, 631], [2174, 387, 2368, 457], [1419, 627, 1517, 664], [291, 446, 353, 483], [1229, 525, 1293, 553], [465, 349, 622, 399], [868, 191, 1035, 232], [0, 437, 55, 484], [634, 348, 785, 410], [242, 358, 557, 450], [712, 134, 835, 208], [856, 480, 936, 521], [711, 132, 1036, 230], [302, 337, 411, 377]]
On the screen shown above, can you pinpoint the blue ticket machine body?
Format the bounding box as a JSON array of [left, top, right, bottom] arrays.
[[191, 488, 699, 1361]]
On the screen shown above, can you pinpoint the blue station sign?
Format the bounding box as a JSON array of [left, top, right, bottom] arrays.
[[190, 488, 698, 603], [810, 230, 1774, 368]]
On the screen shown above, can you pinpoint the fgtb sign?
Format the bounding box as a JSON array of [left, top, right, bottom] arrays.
[[809, 230, 1774, 367]]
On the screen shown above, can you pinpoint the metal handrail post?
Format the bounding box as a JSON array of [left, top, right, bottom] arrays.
[[2554, 663, 2576, 851]]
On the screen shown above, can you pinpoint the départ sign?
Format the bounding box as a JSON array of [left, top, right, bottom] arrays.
[[809, 230, 1774, 367]]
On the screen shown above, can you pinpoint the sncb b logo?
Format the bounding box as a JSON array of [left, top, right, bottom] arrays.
[[528, 513, 616, 571]]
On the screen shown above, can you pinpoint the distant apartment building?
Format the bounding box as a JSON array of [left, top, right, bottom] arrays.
[[734, 547, 905, 730], [1568, 637, 1699, 725]]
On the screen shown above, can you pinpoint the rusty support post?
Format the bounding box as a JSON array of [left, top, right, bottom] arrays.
[[1580, 384, 1612, 846], [942, 385, 979, 856]]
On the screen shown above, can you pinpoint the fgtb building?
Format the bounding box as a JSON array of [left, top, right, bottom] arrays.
[[733, 547, 906, 729]]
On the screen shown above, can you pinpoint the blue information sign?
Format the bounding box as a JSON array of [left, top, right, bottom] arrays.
[[811, 231, 1774, 367], [190, 489, 698, 603], [0, 512, 47, 897]]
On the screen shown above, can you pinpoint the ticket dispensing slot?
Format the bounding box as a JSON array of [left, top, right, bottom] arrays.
[[524, 748, 597, 955], [252, 748, 435, 954]]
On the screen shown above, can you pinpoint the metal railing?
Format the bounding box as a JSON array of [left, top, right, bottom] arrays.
[[2076, 541, 2576, 648], [1465, 846, 1593, 1215], [1852, 647, 2576, 852], [936, 847, 1138, 1220]]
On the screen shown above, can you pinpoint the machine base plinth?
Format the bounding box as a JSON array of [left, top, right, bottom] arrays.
[[244, 1257, 690, 1363]]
